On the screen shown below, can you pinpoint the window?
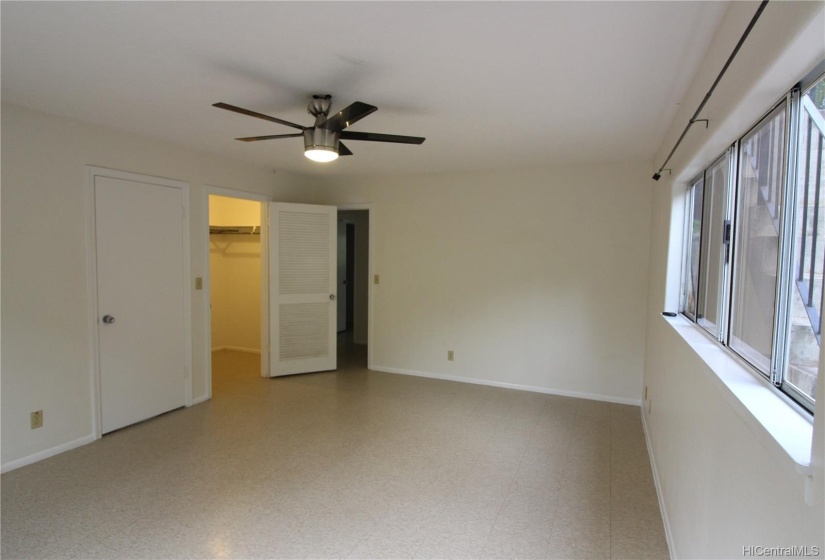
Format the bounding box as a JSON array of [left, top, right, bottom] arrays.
[[785, 77, 825, 405], [697, 154, 731, 338], [680, 68, 825, 413], [681, 175, 704, 321], [730, 105, 786, 374], [681, 154, 732, 336]]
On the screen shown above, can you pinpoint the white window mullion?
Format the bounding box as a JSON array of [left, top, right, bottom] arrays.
[[772, 90, 801, 387], [719, 145, 737, 345]]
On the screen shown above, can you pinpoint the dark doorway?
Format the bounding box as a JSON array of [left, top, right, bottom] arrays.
[[346, 223, 355, 330]]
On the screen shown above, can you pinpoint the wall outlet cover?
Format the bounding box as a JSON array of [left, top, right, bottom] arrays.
[[31, 410, 43, 429]]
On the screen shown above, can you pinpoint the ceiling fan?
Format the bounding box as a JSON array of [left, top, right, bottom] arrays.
[[213, 95, 425, 162]]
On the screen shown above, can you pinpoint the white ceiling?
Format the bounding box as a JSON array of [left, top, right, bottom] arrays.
[[1, 1, 728, 178]]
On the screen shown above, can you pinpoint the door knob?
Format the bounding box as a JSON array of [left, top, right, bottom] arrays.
[[102, 315, 116, 324], [329, 294, 336, 301]]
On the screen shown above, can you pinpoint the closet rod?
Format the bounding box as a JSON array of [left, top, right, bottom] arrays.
[[209, 225, 260, 235]]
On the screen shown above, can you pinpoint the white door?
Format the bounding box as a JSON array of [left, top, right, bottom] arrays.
[[337, 220, 347, 332], [95, 175, 187, 434], [269, 202, 337, 376]]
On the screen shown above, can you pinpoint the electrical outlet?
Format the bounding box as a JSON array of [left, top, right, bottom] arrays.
[[448, 350, 454, 361], [31, 410, 43, 430], [195, 277, 203, 290], [374, 274, 380, 285]]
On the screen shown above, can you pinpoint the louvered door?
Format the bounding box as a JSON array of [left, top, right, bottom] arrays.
[[269, 203, 337, 376]]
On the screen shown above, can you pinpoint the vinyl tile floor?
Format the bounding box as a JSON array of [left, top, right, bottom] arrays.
[[1, 337, 669, 559]]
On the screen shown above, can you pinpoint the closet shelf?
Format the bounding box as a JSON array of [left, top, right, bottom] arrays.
[[209, 225, 260, 235]]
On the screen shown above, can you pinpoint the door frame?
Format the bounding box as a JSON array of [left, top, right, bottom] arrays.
[[337, 203, 374, 370], [203, 186, 273, 400], [85, 166, 192, 439]]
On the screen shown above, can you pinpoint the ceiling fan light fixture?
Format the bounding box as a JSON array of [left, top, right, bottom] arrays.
[[214, 96, 425, 162], [303, 127, 340, 163], [304, 147, 339, 163]]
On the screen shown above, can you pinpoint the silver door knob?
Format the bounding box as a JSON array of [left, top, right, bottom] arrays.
[[329, 294, 336, 301], [102, 315, 116, 324]]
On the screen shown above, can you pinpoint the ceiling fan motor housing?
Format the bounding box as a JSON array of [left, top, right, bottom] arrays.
[[303, 127, 340, 155], [308, 94, 332, 118]]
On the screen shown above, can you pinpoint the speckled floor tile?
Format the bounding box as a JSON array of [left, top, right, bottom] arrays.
[[1, 343, 669, 559]]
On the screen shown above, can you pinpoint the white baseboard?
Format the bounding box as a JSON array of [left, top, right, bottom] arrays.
[[189, 394, 210, 406], [641, 406, 676, 560], [211, 346, 261, 354], [370, 365, 642, 406], [1, 433, 97, 474]]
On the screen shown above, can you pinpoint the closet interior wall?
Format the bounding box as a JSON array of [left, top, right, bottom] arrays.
[[209, 195, 262, 355]]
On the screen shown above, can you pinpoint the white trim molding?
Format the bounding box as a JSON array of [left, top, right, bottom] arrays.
[[1, 434, 96, 474], [641, 405, 677, 560], [190, 394, 210, 407], [85, 166, 192, 439], [371, 365, 643, 406]]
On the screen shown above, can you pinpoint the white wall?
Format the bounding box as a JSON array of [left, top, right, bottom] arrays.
[[209, 196, 262, 353], [643, 2, 825, 557], [0, 103, 315, 470], [316, 163, 652, 403]]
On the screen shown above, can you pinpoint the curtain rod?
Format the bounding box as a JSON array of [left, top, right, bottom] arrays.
[[653, 0, 770, 181]]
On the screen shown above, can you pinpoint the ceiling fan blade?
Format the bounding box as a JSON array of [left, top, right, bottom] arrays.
[[213, 102, 305, 131], [338, 142, 353, 156], [340, 131, 426, 144], [323, 102, 378, 132], [235, 133, 303, 142]]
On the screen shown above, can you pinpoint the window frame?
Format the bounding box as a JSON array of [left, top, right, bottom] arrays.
[[696, 151, 733, 341], [681, 174, 704, 323], [727, 100, 789, 380], [779, 81, 820, 410], [679, 69, 825, 415]]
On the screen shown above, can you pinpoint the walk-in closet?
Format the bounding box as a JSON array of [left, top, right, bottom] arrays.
[[209, 195, 263, 389]]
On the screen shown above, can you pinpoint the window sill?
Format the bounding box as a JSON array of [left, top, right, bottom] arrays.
[[661, 314, 814, 491]]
